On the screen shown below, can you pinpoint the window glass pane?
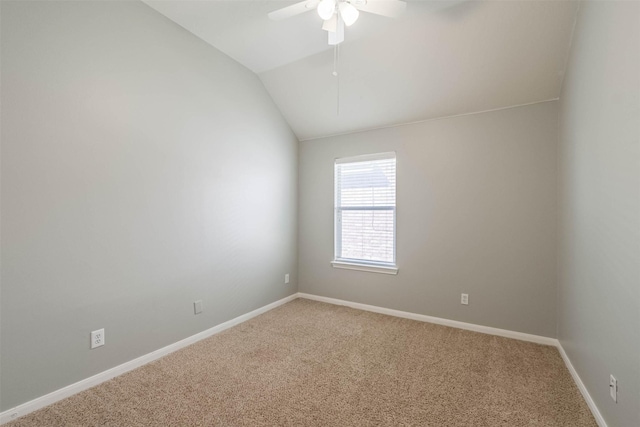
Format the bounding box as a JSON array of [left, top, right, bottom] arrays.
[[335, 154, 396, 265], [340, 209, 394, 262], [336, 159, 396, 207]]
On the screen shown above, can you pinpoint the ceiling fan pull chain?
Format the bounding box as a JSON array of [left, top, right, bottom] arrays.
[[334, 44, 340, 115], [333, 43, 338, 76]]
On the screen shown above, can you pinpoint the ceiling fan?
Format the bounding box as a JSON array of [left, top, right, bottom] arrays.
[[268, 0, 407, 45]]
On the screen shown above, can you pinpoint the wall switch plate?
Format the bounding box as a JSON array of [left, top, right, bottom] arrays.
[[91, 329, 105, 349], [461, 293, 469, 305], [194, 300, 203, 315], [610, 375, 617, 402], [285, 274, 290, 284]]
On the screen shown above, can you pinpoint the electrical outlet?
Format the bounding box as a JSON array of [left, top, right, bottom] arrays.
[[461, 293, 469, 305], [91, 329, 105, 349], [610, 375, 617, 402], [285, 273, 290, 284], [194, 300, 203, 315]]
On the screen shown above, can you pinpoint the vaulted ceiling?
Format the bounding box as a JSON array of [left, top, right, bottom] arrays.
[[143, 0, 580, 140]]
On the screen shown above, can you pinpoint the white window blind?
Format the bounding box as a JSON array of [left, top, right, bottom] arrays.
[[334, 152, 396, 268]]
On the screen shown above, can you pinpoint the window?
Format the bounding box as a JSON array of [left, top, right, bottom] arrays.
[[332, 152, 397, 274]]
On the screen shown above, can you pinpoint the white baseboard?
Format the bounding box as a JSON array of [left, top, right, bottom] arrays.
[[557, 343, 608, 427], [298, 292, 607, 426], [0, 293, 298, 425], [1, 292, 607, 427], [298, 293, 558, 346]]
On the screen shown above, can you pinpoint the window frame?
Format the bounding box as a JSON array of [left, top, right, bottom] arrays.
[[332, 152, 398, 275]]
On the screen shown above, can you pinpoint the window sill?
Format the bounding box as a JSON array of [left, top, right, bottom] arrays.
[[331, 260, 398, 275]]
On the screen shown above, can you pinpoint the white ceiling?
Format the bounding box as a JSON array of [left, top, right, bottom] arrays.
[[144, 0, 580, 140]]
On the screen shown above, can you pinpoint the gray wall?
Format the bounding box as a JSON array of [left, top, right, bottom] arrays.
[[557, 1, 640, 426], [0, 1, 297, 410], [299, 101, 558, 338]]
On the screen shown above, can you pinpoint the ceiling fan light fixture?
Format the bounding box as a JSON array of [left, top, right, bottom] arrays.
[[317, 0, 336, 20], [339, 2, 359, 26]]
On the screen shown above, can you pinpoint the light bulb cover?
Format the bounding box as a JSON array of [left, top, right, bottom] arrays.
[[339, 2, 359, 26], [317, 0, 336, 20]]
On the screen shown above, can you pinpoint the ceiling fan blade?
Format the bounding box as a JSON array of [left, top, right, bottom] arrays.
[[268, 0, 319, 21], [352, 0, 406, 18]]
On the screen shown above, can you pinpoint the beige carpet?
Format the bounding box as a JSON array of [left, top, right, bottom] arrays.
[[8, 299, 596, 426]]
